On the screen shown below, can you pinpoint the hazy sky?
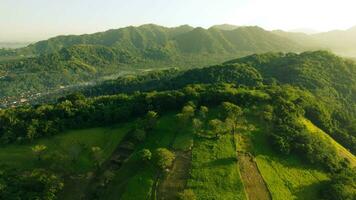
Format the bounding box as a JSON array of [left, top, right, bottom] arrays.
[[1, 0, 356, 41]]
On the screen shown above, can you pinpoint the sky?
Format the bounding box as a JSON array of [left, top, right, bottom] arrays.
[[1, 0, 356, 42]]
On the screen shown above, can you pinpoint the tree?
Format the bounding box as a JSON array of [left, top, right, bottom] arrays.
[[322, 169, 356, 200], [0, 168, 64, 200], [262, 105, 274, 122], [192, 118, 203, 135], [27, 169, 64, 200], [221, 102, 243, 135], [143, 111, 158, 131], [208, 119, 224, 138], [26, 125, 37, 142], [182, 105, 195, 119], [198, 106, 209, 120], [153, 148, 175, 171], [58, 92, 85, 103], [27, 119, 40, 141], [221, 102, 243, 119], [178, 189, 196, 200], [138, 149, 152, 164], [176, 104, 196, 129], [31, 144, 47, 161]]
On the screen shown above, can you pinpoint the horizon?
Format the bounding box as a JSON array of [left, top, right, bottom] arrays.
[[1, 0, 356, 42], [1, 23, 355, 44]]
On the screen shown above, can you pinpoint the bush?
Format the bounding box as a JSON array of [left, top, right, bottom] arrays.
[[0, 168, 64, 200], [178, 189, 196, 200], [322, 169, 356, 200], [137, 149, 152, 163], [153, 148, 175, 171]]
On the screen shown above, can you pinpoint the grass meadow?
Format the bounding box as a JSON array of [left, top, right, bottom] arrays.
[[245, 117, 330, 200]]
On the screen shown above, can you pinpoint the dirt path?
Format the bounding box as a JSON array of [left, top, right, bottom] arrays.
[[238, 151, 271, 200], [156, 151, 192, 200], [83, 132, 137, 199]]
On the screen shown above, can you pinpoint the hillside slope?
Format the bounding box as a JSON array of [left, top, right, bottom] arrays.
[[20, 25, 300, 55], [302, 118, 356, 167], [0, 25, 304, 98]]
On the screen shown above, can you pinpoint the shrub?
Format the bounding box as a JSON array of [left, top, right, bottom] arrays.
[[153, 148, 175, 171]]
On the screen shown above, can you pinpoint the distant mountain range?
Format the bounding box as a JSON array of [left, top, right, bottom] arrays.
[[0, 24, 356, 98], [16, 24, 301, 55], [274, 26, 356, 57], [0, 42, 31, 49]]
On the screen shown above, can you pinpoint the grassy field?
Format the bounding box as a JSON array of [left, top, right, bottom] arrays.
[[0, 123, 131, 200], [244, 118, 330, 200], [187, 134, 247, 200], [301, 118, 356, 167], [105, 109, 248, 200], [102, 112, 179, 200], [0, 124, 130, 172], [2, 108, 347, 200]]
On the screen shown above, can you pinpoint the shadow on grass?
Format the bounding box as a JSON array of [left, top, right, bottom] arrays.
[[246, 117, 327, 172], [202, 157, 236, 168], [294, 180, 328, 200]]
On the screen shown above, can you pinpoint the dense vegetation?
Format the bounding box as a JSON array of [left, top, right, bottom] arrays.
[[226, 51, 356, 153], [0, 50, 355, 199], [2, 24, 356, 99], [80, 51, 356, 154], [0, 24, 303, 97]]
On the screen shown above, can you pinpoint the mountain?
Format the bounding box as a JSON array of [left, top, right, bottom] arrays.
[[272, 30, 323, 49], [19, 24, 300, 55], [274, 26, 356, 57], [1, 24, 356, 100], [289, 28, 319, 34], [210, 24, 240, 30], [311, 27, 356, 56], [0, 24, 303, 98], [0, 42, 31, 49]]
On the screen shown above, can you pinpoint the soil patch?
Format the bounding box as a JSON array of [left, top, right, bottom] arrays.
[[157, 151, 192, 200], [238, 151, 271, 200]]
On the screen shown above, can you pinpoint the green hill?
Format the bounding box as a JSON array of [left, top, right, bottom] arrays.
[[20, 24, 300, 55], [0, 94, 352, 199], [301, 118, 356, 167], [0, 50, 355, 199], [2, 24, 356, 100], [76, 51, 356, 157], [0, 25, 305, 98], [210, 24, 240, 31]]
